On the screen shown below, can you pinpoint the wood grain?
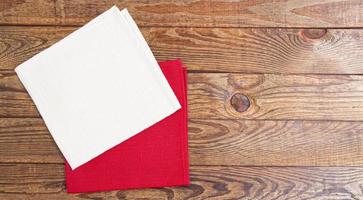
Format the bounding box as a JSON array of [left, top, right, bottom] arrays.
[[0, 0, 57, 25], [1, 0, 363, 27], [1, 164, 363, 199], [1, 0, 363, 199], [2, 118, 363, 166], [0, 118, 61, 163], [4, 72, 363, 121], [2, 26, 363, 74], [189, 119, 363, 166], [189, 73, 363, 121]]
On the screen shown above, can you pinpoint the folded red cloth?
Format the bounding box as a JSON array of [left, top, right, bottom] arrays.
[[65, 60, 189, 193]]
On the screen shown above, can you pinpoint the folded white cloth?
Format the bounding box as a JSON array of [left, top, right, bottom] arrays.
[[15, 6, 181, 169]]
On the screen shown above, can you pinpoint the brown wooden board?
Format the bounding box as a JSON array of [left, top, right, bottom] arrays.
[[1, 164, 363, 199], [1, 0, 363, 27], [1, 0, 363, 198], [1, 118, 363, 166], [2, 26, 363, 74], [3, 72, 363, 121], [188, 73, 363, 121]]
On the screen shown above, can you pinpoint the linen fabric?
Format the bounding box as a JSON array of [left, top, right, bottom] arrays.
[[65, 60, 189, 192], [15, 6, 180, 169]]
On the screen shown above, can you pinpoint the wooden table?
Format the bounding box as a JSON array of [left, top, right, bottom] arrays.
[[2, 1, 363, 199]]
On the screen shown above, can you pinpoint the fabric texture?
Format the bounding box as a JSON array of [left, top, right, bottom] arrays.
[[15, 6, 180, 169], [65, 60, 189, 193]]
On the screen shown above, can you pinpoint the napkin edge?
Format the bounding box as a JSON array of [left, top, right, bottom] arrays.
[[117, 7, 182, 111]]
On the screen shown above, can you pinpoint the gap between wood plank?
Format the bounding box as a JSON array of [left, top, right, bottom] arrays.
[[5, 68, 363, 77], [2, 162, 363, 168], [3, 24, 363, 30]]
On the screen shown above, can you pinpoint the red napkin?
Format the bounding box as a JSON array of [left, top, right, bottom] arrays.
[[65, 60, 189, 193]]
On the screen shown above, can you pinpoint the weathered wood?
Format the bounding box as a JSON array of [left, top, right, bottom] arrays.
[[0, 118, 61, 163], [189, 119, 363, 166], [0, 27, 71, 72], [1, 0, 363, 27], [4, 72, 363, 121], [189, 73, 363, 121], [1, 0, 362, 199], [2, 26, 363, 74], [2, 118, 363, 166], [0, 0, 57, 25], [1, 164, 363, 199]]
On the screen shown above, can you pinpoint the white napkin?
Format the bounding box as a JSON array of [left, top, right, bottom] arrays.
[[15, 6, 181, 169]]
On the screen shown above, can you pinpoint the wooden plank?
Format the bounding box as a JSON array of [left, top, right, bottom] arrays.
[[188, 73, 363, 121], [1, 0, 363, 27], [2, 118, 363, 166], [2, 26, 363, 74], [4, 72, 363, 121], [189, 119, 363, 166], [0, 118, 61, 163], [0, 0, 57, 25], [0, 27, 71, 72], [1, 164, 363, 199]]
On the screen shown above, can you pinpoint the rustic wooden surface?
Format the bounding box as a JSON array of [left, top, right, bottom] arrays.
[[2, 27, 363, 74], [1, 0, 363, 27], [1, 0, 363, 199]]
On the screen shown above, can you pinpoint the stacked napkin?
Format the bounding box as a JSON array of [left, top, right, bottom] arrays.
[[15, 6, 189, 193], [66, 60, 189, 192]]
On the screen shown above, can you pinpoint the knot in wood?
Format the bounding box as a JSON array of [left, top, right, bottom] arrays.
[[301, 29, 327, 40], [230, 93, 250, 113]]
